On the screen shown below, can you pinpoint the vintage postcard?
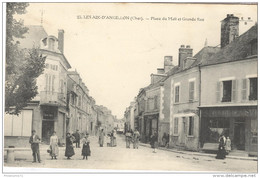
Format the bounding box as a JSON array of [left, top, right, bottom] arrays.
[[2, 1, 258, 176]]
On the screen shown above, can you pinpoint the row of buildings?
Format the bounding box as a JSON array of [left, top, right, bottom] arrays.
[[4, 25, 116, 147], [124, 14, 257, 156]]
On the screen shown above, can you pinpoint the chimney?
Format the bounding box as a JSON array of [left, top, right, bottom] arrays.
[[178, 45, 193, 69], [164, 56, 174, 73], [221, 14, 239, 48], [58, 29, 64, 53]]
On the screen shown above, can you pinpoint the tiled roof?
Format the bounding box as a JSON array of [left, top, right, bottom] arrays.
[[17, 25, 48, 49], [201, 24, 257, 66]]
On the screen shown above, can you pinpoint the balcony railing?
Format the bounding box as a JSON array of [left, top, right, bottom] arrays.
[[40, 91, 66, 105]]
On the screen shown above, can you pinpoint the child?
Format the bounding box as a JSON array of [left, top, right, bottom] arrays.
[[225, 137, 231, 154], [81, 134, 91, 160]]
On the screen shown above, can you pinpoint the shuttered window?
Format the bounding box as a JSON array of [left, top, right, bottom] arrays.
[[216, 82, 221, 102], [175, 85, 180, 103], [188, 116, 194, 136], [4, 110, 33, 136], [189, 81, 195, 102], [232, 80, 237, 102], [241, 79, 247, 100]]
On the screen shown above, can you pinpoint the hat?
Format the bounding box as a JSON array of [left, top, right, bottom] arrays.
[[32, 130, 36, 133]]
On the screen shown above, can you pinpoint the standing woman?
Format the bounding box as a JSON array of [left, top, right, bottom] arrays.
[[150, 131, 158, 153], [65, 133, 75, 159], [99, 129, 105, 147], [82, 133, 91, 160], [216, 135, 226, 159], [50, 131, 59, 160]]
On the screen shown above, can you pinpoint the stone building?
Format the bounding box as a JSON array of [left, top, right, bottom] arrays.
[[5, 26, 71, 146], [200, 21, 257, 155], [66, 70, 96, 136]]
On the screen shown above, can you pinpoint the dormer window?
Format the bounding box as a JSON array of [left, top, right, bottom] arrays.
[[42, 38, 47, 46], [48, 38, 55, 50]]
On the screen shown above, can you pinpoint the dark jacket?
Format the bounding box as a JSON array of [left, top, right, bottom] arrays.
[[29, 135, 41, 152]]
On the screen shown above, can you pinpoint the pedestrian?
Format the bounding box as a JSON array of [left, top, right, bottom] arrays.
[[73, 129, 81, 148], [110, 130, 114, 147], [99, 129, 105, 147], [216, 134, 226, 159], [82, 133, 91, 160], [29, 130, 41, 163], [150, 131, 158, 153], [225, 136, 232, 154], [65, 133, 75, 159], [162, 132, 167, 147], [133, 129, 140, 149], [113, 129, 117, 147], [125, 130, 132, 148], [50, 131, 59, 160]]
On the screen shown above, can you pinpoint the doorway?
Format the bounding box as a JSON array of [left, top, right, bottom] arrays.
[[180, 117, 186, 145], [234, 118, 245, 150], [42, 120, 54, 144]]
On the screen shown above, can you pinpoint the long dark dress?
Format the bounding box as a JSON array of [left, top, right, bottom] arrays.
[[150, 134, 158, 149], [216, 137, 226, 159], [65, 136, 75, 157], [82, 142, 91, 156]]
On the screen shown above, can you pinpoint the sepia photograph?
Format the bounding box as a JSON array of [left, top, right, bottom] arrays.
[[2, 1, 258, 175]]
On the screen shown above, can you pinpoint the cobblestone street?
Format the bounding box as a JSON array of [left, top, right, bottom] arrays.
[[4, 135, 257, 172]]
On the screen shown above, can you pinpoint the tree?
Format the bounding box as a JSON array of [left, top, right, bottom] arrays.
[[5, 3, 46, 115]]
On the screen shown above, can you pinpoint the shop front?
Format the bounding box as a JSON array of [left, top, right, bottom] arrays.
[[200, 106, 257, 155], [143, 113, 159, 143]]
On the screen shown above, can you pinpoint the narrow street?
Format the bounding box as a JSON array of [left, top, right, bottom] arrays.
[[4, 135, 257, 172]]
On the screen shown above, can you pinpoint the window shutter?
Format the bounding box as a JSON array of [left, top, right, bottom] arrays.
[[242, 79, 247, 100], [189, 81, 195, 101], [232, 80, 237, 102], [52, 75, 55, 92], [216, 82, 221, 102]]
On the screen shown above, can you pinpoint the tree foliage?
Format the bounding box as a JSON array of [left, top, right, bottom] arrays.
[[5, 3, 46, 115]]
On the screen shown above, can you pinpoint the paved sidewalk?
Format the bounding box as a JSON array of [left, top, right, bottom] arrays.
[[139, 143, 258, 161]]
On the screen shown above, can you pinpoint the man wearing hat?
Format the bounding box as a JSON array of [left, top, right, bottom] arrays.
[[73, 129, 81, 148], [29, 130, 41, 163]]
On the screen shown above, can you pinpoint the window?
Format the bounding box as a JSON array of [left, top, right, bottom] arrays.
[[148, 98, 154, 110], [241, 79, 247, 100], [60, 79, 64, 94], [189, 81, 195, 102], [154, 95, 158, 109], [222, 80, 232, 102], [174, 118, 178, 134], [46, 63, 49, 69], [175, 85, 180, 103], [52, 75, 55, 92], [78, 95, 82, 107], [48, 38, 55, 50], [188, 116, 194, 136], [249, 78, 257, 100]]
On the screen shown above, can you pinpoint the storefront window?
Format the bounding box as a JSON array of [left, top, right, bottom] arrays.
[[207, 118, 230, 143]]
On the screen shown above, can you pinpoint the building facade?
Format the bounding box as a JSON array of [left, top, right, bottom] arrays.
[[200, 23, 257, 155]]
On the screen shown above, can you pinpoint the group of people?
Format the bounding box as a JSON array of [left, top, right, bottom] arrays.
[[125, 129, 140, 149], [216, 134, 231, 159], [98, 128, 117, 147], [64, 131, 91, 160], [29, 129, 91, 163]]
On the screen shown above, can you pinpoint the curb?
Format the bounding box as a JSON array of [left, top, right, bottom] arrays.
[[139, 143, 257, 161]]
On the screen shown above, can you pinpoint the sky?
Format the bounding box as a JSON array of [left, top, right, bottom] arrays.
[[15, 3, 257, 119]]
